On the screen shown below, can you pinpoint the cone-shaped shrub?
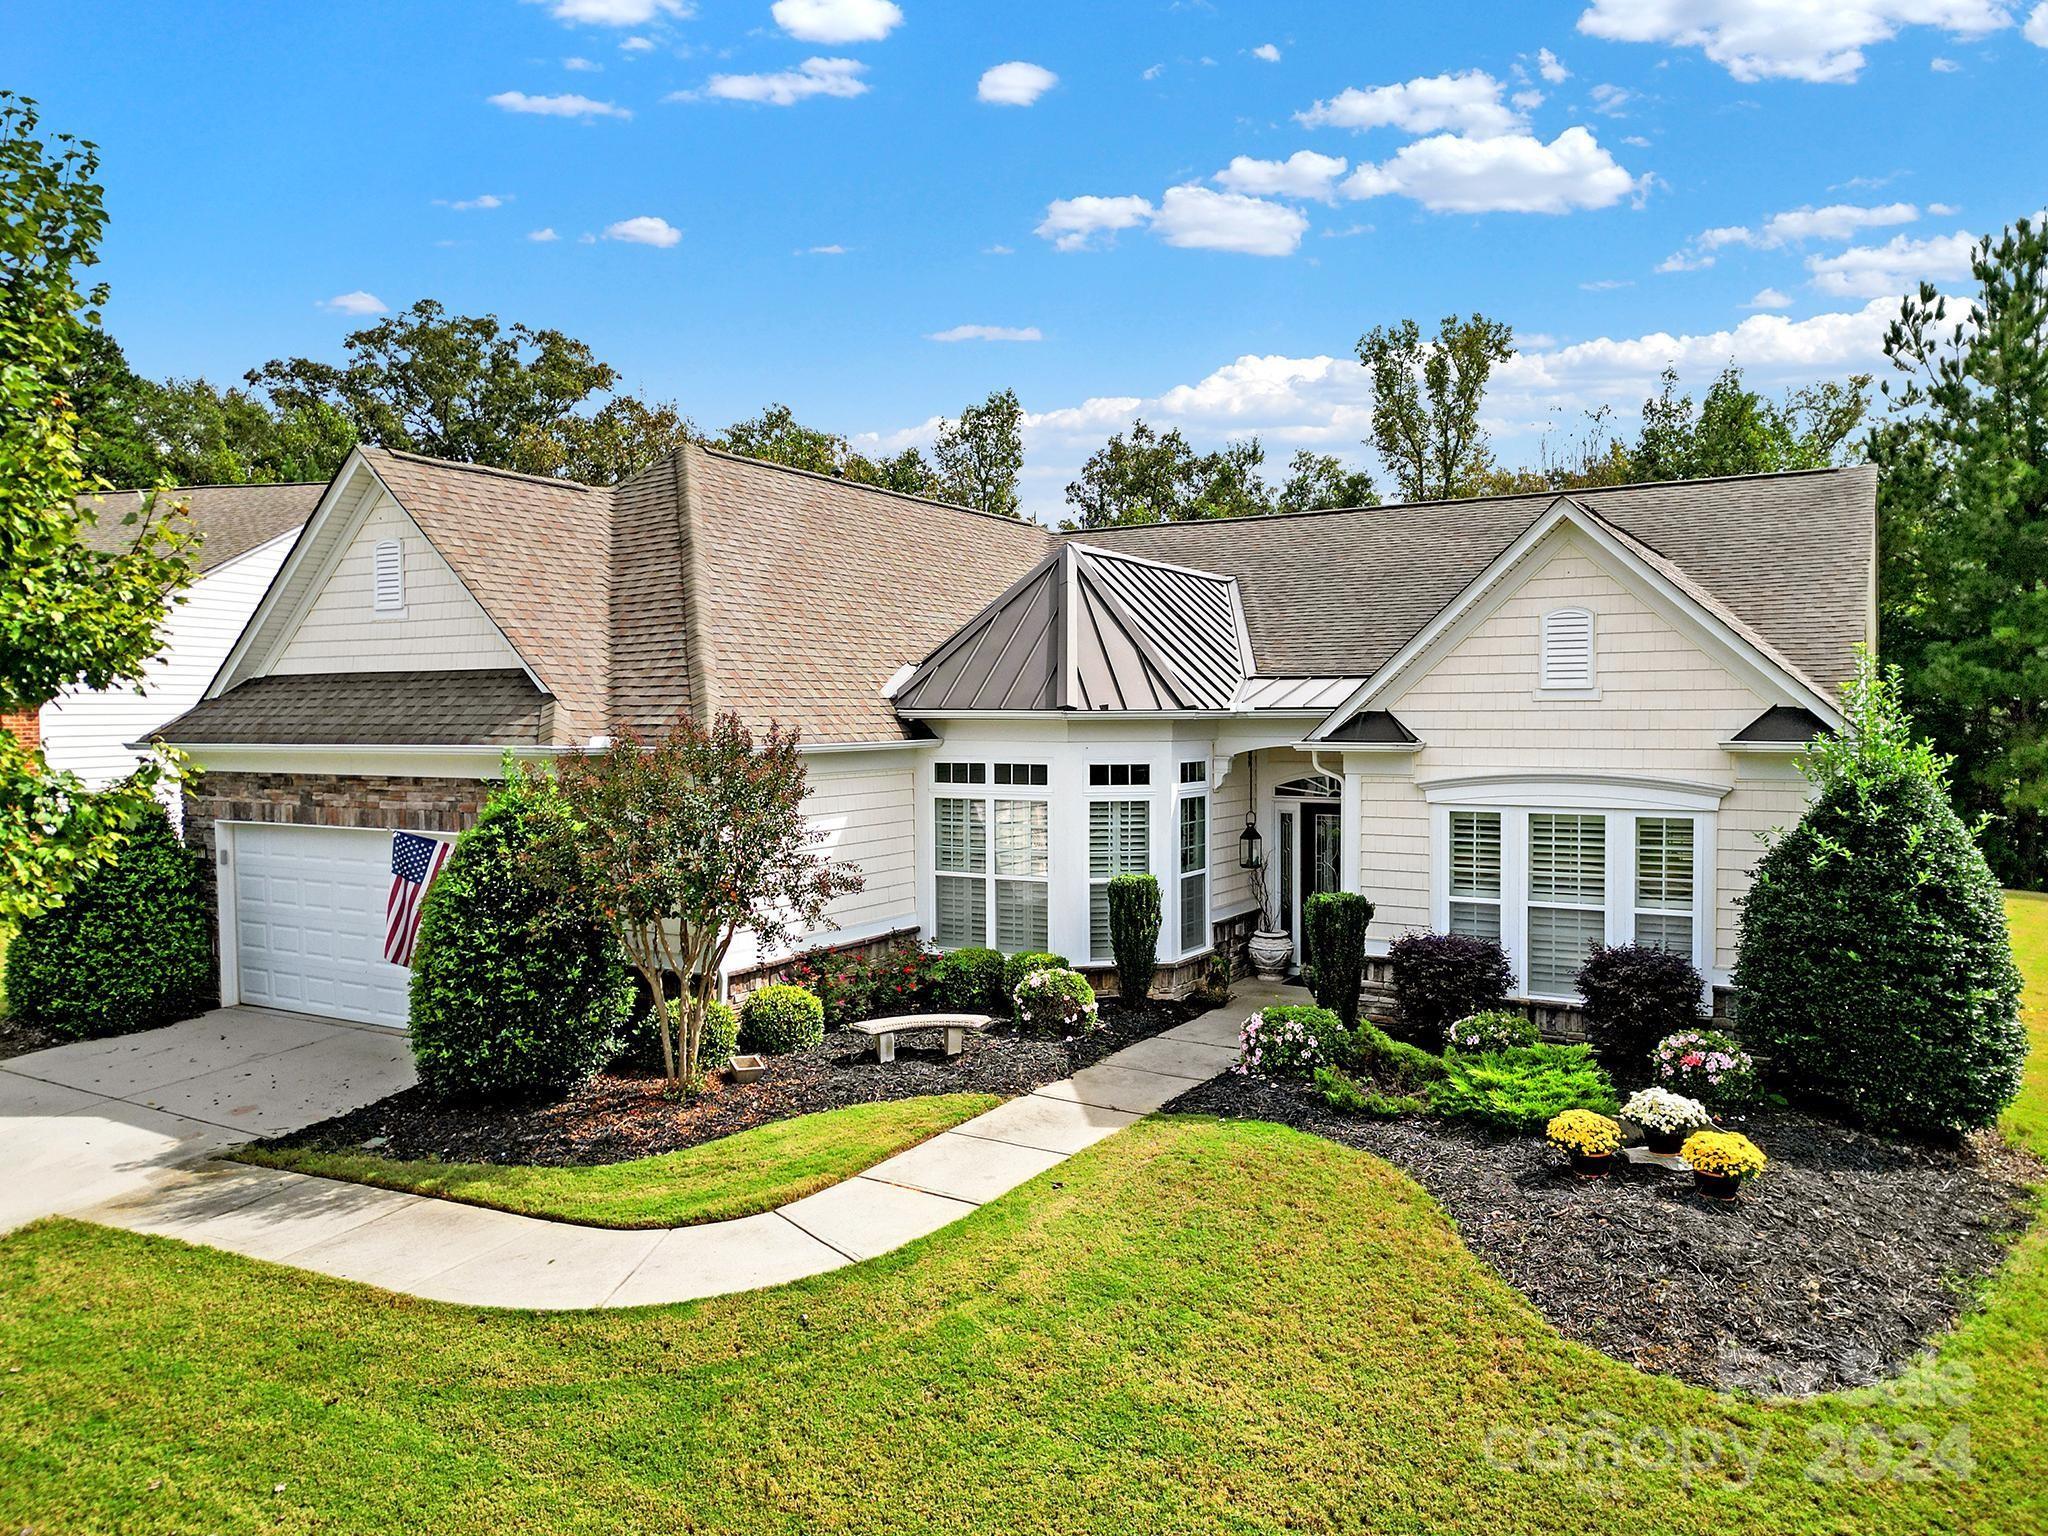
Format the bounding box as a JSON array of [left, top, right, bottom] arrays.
[[1303, 890, 1375, 1029]]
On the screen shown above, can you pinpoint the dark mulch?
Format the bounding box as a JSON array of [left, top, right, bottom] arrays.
[[260, 999, 1197, 1168], [1169, 1072, 2042, 1395], [0, 1015, 63, 1065]]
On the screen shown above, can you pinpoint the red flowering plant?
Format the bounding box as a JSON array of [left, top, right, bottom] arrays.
[[784, 948, 876, 1028], [869, 939, 940, 1013]]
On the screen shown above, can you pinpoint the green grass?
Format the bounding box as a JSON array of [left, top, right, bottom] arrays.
[[233, 1093, 1002, 1229], [1, 899, 2045, 1533]]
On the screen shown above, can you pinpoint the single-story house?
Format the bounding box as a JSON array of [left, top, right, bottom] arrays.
[[33, 484, 318, 798], [151, 442, 1873, 1030]]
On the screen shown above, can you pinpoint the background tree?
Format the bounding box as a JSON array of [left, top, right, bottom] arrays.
[[1357, 313, 1514, 501], [545, 713, 863, 1088], [1871, 217, 2048, 886], [1, 93, 196, 918], [1275, 449, 1377, 513], [1062, 419, 1276, 527], [714, 401, 949, 498], [1633, 364, 1870, 481], [932, 387, 1024, 517], [514, 395, 695, 486]]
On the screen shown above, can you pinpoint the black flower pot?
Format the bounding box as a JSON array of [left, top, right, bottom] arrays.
[[1568, 1150, 1612, 1179], [1693, 1170, 1742, 1201], [1646, 1125, 1687, 1154]]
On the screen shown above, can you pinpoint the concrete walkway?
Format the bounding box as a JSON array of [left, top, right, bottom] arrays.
[[70, 984, 1285, 1310], [0, 1007, 418, 1234]]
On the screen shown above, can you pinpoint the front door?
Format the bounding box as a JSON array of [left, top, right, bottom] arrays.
[[1295, 803, 1343, 970]]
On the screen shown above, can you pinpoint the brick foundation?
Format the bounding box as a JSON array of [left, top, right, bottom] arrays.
[[1, 709, 41, 751]]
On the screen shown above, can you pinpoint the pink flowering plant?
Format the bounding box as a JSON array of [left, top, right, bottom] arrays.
[[1012, 967, 1099, 1034], [1235, 1004, 1339, 1080], [1651, 1026, 1758, 1108]]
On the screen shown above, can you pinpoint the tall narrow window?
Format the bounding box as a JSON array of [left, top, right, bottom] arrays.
[[992, 799, 1049, 952], [1540, 607, 1594, 690], [1447, 810, 1502, 940], [372, 538, 405, 613], [1634, 816, 1695, 957], [1089, 800, 1150, 961], [1178, 793, 1208, 953], [1527, 812, 1605, 994], [934, 796, 987, 948]]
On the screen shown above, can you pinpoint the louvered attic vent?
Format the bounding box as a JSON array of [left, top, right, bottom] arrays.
[[1540, 607, 1594, 690], [372, 538, 406, 613]]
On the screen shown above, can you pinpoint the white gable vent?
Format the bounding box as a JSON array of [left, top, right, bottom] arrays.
[[371, 538, 405, 613], [1540, 607, 1594, 690]]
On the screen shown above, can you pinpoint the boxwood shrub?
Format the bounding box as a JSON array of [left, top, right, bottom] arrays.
[[1426, 1043, 1618, 1134], [1734, 661, 2025, 1136], [3, 805, 213, 1040], [694, 997, 739, 1072], [1388, 930, 1514, 1046], [1303, 890, 1374, 1029], [738, 983, 825, 1055], [408, 772, 634, 1101], [1107, 872, 1161, 1003], [933, 946, 1008, 1015]]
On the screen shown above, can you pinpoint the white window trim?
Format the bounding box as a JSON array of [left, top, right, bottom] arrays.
[[932, 761, 1050, 954], [1430, 800, 1715, 1003], [1176, 782, 1210, 960], [1086, 792, 1154, 965]]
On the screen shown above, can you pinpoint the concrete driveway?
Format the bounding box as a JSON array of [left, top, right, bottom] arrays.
[[0, 1007, 415, 1234]]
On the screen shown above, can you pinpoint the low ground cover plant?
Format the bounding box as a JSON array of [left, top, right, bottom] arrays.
[[1012, 967, 1098, 1034], [1389, 930, 1513, 1046], [738, 983, 825, 1056], [1426, 1043, 1618, 1133], [1577, 942, 1707, 1070], [1444, 1008, 1536, 1055], [1650, 1027, 1757, 1107], [3, 804, 213, 1040]]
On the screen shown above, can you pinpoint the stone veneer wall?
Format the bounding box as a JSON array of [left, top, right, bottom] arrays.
[[1358, 956, 1736, 1043]]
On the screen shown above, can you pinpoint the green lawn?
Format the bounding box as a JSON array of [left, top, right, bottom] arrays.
[[233, 1093, 1001, 1229], [2, 901, 2045, 1534]]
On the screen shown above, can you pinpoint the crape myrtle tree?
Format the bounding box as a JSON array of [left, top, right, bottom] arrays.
[[545, 713, 863, 1088], [1, 93, 196, 919]]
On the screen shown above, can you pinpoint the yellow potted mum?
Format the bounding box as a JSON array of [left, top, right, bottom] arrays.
[[1546, 1109, 1623, 1178], [1680, 1129, 1767, 1201]]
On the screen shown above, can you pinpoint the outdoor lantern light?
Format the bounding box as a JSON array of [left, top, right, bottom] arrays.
[[1238, 814, 1264, 869]]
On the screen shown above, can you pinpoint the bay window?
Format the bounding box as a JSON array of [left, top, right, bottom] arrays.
[[1447, 810, 1502, 941], [1178, 787, 1208, 954], [1089, 798, 1151, 961], [1526, 813, 1606, 996], [1633, 816, 1695, 956], [935, 761, 1048, 953]]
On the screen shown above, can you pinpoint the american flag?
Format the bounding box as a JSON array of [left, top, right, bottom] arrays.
[[385, 830, 454, 967]]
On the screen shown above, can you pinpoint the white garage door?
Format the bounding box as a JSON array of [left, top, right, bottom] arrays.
[[229, 823, 412, 1028]]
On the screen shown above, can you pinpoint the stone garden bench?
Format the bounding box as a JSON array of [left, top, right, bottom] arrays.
[[850, 1013, 995, 1064]]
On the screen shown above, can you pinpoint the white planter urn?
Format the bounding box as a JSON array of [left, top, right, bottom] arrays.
[[1247, 930, 1293, 979]]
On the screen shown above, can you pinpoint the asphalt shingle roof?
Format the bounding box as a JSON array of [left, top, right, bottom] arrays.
[[74, 483, 319, 575], [152, 669, 547, 746]]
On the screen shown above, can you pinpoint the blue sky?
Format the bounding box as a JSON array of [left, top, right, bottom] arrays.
[[13, 0, 2046, 515]]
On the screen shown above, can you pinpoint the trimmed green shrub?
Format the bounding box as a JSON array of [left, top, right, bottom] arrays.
[[1577, 943, 1705, 1069], [1107, 873, 1161, 1004], [1316, 1067, 1430, 1118], [1336, 1017, 1447, 1087], [695, 998, 739, 1072], [1303, 890, 1375, 1029], [933, 946, 1007, 1015], [1234, 1003, 1342, 1079], [738, 983, 825, 1055], [1012, 966, 1098, 1033], [1389, 930, 1514, 1047], [1002, 949, 1069, 1003], [408, 773, 634, 1102], [1426, 1043, 1618, 1133], [1444, 1009, 1537, 1055], [4, 806, 213, 1040], [1734, 659, 2026, 1135]]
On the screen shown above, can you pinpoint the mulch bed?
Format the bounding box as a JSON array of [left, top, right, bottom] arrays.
[[259, 999, 1197, 1168], [0, 1016, 62, 1065], [1169, 1072, 2042, 1395]]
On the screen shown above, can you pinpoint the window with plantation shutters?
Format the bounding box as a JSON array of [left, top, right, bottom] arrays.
[[372, 538, 405, 613], [1088, 800, 1150, 961], [1178, 793, 1208, 954], [934, 796, 987, 948], [1540, 607, 1594, 690], [1634, 816, 1695, 957], [993, 800, 1049, 952], [1447, 810, 1502, 941], [1527, 812, 1605, 995]]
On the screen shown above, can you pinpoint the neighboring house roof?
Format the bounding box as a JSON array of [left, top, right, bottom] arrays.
[[156, 669, 547, 746], [75, 483, 319, 575], [893, 543, 1250, 714], [1068, 465, 1875, 699]]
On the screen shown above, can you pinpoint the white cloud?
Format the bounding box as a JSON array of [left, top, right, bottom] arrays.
[[488, 90, 631, 118], [563, 56, 600, 70], [806, 243, 848, 254], [1928, 201, 1960, 216], [1296, 70, 1521, 136], [1621, 133, 1651, 147], [1657, 249, 1713, 271], [1141, 62, 1164, 81], [1035, 194, 1154, 251], [621, 34, 656, 51], [1152, 185, 1308, 255], [1581, 277, 1635, 290], [318, 291, 387, 316], [927, 324, 1044, 342], [1589, 82, 1635, 114], [437, 193, 507, 211], [602, 214, 682, 247], [772, 0, 902, 44], [1806, 229, 1976, 296], [1537, 47, 1572, 82], [1512, 89, 1546, 110], [983, 243, 1015, 255], [1930, 54, 1961, 69], [1212, 150, 1349, 202], [1252, 42, 1282, 62], [1576, 0, 2014, 84], [978, 61, 1058, 105], [536, 0, 687, 23], [1744, 286, 1793, 308], [2028, 2, 2048, 43], [698, 57, 868, 105], [1690, 201, 1922, 254], [527, 227, 561, 242], [1342, 126, 1642, 214]]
